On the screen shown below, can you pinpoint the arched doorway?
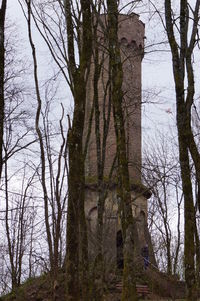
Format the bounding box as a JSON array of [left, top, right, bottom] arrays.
[[116, 230, 123, 269], [139, 210, 146, 228], [138, 210, 146, 246], [88, 206, 97, 231]]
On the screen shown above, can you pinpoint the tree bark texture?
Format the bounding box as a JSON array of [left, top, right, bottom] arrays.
[[107, 1, 138, 300], [64, 0, 92, 300]]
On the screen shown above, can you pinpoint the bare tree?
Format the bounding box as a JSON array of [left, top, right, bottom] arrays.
[[4, 159, 37, 289], [163, 1, 200, 299], [17, 1, 92, 299], [0, 0, 7, 180], [106, 1, 139, 300], [63, 1, 93, 299], [143, 134, 183, 276], [17, 3, 68, 296]]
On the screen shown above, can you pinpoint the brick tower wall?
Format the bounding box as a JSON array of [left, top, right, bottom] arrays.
[[83, 15, 156, 268], [83, 13, 145, 184]]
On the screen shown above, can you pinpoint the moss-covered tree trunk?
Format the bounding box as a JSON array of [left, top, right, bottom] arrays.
[[177, 100, 196, 299], [64, 0, 92, 300], [66, 78, 87, 301], [0, 0, 7, 181], [107, 1, 138, 300], [93, 33, 105, 298]]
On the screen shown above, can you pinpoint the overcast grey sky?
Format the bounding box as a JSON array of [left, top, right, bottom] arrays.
[[6, 0, 199, 145]]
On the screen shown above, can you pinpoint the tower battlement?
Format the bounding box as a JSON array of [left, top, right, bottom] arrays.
[[118, 13, 145, 49]]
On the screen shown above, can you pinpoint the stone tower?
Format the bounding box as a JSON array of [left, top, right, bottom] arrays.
[[84, 13, 154, 267]]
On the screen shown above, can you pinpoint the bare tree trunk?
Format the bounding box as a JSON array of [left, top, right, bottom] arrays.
[[107, 1, 138, 300], [64, 0, 92, 299], [5, 156, 17, 290], [89, 12, 114, 297], [194, 211, 200, 288], [173, 191, 182, 275], [0, 0, 7, 180], [26, 1, 54, 274]]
